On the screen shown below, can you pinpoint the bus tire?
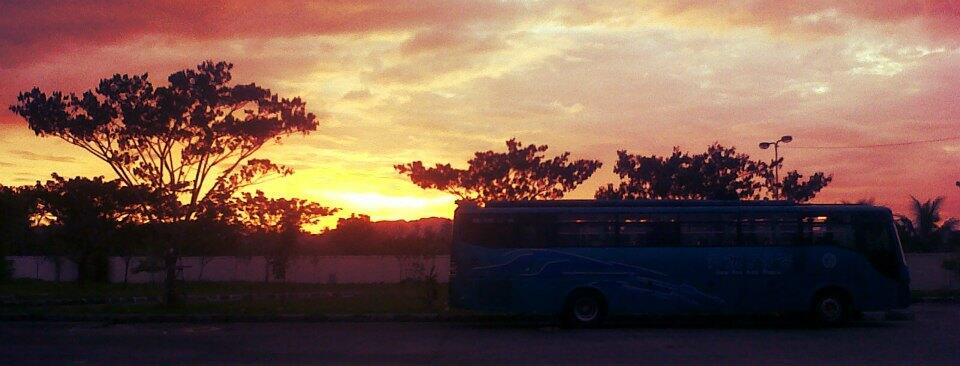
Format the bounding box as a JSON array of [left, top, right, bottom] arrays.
[[811, 289, 850, 326], [562, 289, 607, 328]]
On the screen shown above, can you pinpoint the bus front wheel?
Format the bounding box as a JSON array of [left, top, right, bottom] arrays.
[[562, 290, 607, 328], [811, 291, 850, 326]]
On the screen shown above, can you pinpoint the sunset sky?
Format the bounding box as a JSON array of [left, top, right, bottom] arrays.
[[1, 1, 958, 229]]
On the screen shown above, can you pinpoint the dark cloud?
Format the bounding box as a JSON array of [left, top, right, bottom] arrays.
[[0, 0, 523, 68]]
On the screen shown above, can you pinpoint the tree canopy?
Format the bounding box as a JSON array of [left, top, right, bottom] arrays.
[[595, 143, 831, 202], [0, 184, 39, 280], [395, 139, 602, 204], [233, 190, 337, 235], [10, 61, 318, 223], [30, 174, 158, 283], [896, 196, 958, 252], [0, 184, 38, 251]]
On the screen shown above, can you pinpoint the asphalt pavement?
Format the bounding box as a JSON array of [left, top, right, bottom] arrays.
[[1, 303, 957, 365]]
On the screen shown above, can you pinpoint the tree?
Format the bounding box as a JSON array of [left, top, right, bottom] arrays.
[[777, 170, 833, 202], [896, 196, 958, 253], [596, 143, 832, 202], [32, 174, 157, 284], [322, 214, 381, 255], [10, 61, 320, 301], [395, 139, 602, 204], [232, 190, 336, 281], [0, 185, 40, 281]]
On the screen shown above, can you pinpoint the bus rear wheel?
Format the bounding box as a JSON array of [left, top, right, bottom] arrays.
[[563, 290, 606, 328], [812, 291, 850, 326]]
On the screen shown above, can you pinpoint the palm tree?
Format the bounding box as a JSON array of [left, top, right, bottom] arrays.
[[896, 196, 958, 252]]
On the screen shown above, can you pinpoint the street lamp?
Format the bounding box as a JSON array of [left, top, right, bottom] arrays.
[[759, 135, 792, 199]]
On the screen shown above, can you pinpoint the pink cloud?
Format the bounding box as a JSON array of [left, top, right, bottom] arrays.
[[654, 1, 960, 40]]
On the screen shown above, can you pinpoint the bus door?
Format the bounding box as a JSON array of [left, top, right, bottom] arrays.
[[683, 213, 744, 313], [735, 213, 784, 312], [755, 213, 804, 311]]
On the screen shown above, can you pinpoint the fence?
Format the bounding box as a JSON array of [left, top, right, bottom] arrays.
[[7, 254, 958, 290]]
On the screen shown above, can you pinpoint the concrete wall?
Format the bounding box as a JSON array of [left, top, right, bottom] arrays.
[[9, 255, 449, 284], [904, 253, 959, 291], [9, 256, 78, 282], [8, 254, 957, 290]]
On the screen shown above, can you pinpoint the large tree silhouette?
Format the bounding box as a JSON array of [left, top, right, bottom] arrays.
[[395, 139, 602, 204], [10, 61, 320, 301], [596, 143, 831, 202]]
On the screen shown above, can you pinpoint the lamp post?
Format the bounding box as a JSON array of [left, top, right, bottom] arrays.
[[759, 135, 792, 199]]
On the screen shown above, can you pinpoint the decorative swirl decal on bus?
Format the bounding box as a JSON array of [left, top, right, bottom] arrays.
[[471, 249, 725, 308]]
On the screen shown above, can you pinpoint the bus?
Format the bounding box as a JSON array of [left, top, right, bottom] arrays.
[[449, 200, 910, 326]]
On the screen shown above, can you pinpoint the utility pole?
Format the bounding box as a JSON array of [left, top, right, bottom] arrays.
[[759, 135, 792, 199]]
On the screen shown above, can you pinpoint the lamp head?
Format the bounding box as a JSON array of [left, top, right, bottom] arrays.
[[759, 142, 771, 149], [780, 135, 793, 143]]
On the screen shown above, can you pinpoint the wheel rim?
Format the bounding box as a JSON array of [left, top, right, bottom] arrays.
[[573, 297, 599, 322], [819, 297, 842, 322]]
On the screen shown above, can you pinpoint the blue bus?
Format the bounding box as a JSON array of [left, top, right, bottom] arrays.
[[449, 200, 910, 326]]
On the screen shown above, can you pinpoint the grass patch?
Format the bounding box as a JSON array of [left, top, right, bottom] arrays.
[[0, 279, 427, 300], [0, 280, 448, 316], [912, 289, 960, 300]]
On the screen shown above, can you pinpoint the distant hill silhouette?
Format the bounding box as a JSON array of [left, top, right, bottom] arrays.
[[362, 217, 451, 237], [298, 216, 452, 255]]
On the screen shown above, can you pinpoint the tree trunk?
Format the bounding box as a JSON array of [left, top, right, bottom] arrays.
[[76, 254, 87, 287], [53, 257, 62, 283], [264, 258, 270, 283], [163, 248, 178, 305], [123, 257, 130, 284]]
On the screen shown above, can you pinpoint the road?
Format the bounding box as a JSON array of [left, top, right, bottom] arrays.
[[1, 303, 957, 365]]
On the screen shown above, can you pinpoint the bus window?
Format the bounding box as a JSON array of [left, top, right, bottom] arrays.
[[740, 217, 775, 246], [680, 222, 728, 246], [855, 221, 893, 252], [648, 222, 682, 246], [462, 215, 516, 247], [514, 214, 554, 248], [619, 222, 651, 246], [619, 214, 681, 247], [802, 215, 855, 248], [775, 217, 802, 245], [556, 214, 617, 247], [855, 219, 900, 278]]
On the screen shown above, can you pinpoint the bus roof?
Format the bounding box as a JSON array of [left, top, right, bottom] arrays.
[[458, 200, 891, 215], [483, 200, 793, 208]]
